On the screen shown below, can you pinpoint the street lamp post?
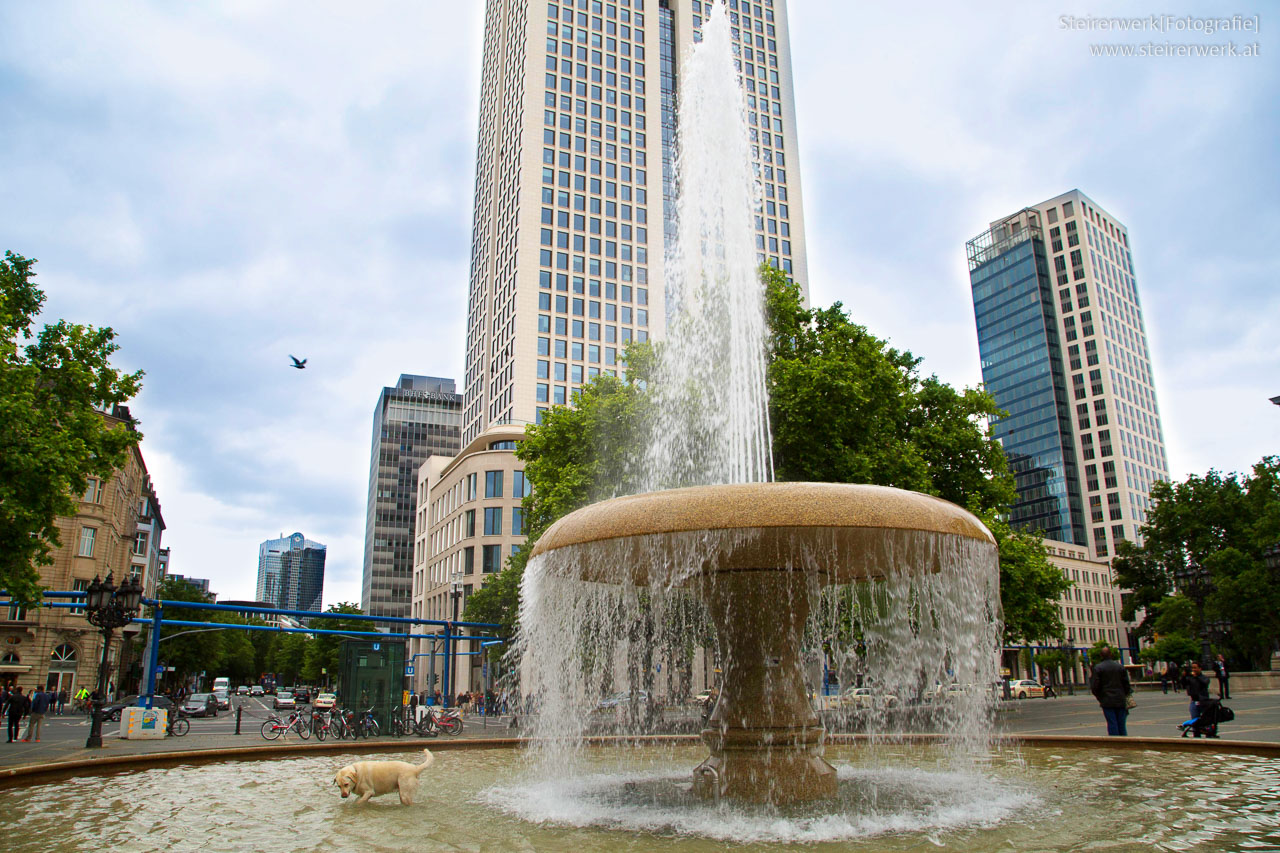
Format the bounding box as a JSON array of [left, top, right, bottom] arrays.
[[84, 572, 144, 748], [448, 570, 463, 706], [1173, 560, 1214, 667], [1059, 638, 1075, 695]]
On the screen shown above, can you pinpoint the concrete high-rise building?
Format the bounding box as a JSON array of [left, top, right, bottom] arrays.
[[256, 532, 326, 613], [362, 375, 463, 617], [462, 0, 808, 444], [967, 189, 1170, 563]]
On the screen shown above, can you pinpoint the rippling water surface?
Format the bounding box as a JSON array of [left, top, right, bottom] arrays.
[[3, 745, 1277, 851]]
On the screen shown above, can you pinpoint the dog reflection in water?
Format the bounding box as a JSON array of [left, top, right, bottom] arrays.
[[333, 749, 435, 805]]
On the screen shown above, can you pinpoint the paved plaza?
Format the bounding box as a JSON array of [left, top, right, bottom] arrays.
[[2, 689, 1278, 774]]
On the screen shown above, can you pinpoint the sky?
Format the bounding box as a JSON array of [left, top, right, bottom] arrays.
[[1, 1, 1276, 606]]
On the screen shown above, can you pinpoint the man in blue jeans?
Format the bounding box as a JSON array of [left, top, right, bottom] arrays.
[[23, 687, 50, 741], [1089, 646, 1133, 736]]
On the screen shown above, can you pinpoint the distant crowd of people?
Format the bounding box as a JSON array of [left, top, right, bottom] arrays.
[[405, 688, 516, 716], [1158, 655, 1230, 700], [1091, 651, 1232, 738], [0, 685, 94, 743]]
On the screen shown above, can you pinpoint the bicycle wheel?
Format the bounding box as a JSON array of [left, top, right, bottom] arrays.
[[313, 719, 326, 742], [440, 716, 463, 736], [171, 717, 189, 737], [261, 720, 282, 740], [294, 719, 311, 740]]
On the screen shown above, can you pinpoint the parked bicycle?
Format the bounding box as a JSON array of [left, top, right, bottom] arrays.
[[388, 707, 412, 737], [166, 709, 189, 737], [310, 709, 333, 741], [357, 706, 380, 738], [261, 710, 311, 740], [334, 707, 359, 740], [419, 704, 463, 736]]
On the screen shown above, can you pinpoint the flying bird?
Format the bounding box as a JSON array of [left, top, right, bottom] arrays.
[[289, 355, 307, 370]]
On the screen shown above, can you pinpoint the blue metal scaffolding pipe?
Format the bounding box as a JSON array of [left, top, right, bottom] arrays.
[[5, 591, 502, 708]]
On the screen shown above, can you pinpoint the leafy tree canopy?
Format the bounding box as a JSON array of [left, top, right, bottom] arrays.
[[1112, 456, 1279, 669], [1, 252, 144, 603], [467, 268, 1070, 648]]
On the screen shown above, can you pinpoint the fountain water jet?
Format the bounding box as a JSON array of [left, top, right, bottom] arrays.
[[527, 482, 999, 804]]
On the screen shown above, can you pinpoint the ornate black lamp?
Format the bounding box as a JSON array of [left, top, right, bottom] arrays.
[[1173, 560, 1214, 667], [84, 572, 144, 748]]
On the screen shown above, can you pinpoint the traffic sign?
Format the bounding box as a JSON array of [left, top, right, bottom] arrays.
[[405, 665, 415, 676]]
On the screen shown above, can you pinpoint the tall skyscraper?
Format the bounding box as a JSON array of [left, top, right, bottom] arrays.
[[967, 190, 1170, 560], [362, 375, 463, 617], [462, 0, 808, 444], [256, 532, 326, 613]]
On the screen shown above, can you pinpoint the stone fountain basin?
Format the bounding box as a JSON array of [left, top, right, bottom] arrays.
[[530, 482, 996, 585], [527, 482, 998, 804]]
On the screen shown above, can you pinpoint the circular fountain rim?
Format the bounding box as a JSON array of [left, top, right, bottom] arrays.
[[530, 482, 995, 560], [3, 734, 1277, 790]]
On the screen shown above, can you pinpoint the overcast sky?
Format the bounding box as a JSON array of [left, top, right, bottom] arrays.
[[2, 1, 1275, 606]]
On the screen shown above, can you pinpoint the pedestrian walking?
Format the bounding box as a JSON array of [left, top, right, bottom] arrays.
[[1212, 654, 1230, 700], [57, 689, 68, 715], [1089, 646, 1133, 736], [1186, 661, 1212, 719], [6, 686, 29, 743], [23, 687, 50, 741]]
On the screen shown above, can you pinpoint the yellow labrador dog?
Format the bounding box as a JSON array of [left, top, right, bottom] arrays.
[[334, 748, 435, 805]]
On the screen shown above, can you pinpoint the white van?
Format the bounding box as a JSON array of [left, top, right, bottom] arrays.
[[212, 677, 231, 693]]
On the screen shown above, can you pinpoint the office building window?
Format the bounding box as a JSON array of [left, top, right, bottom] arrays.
[[485, 470, 504, 498], [78, 527, 97, 558], [484, 507, 503, 536]]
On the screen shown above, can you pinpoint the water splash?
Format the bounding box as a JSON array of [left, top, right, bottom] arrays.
[[518, 526, 1002, 781], [641, 0, 772, 490]]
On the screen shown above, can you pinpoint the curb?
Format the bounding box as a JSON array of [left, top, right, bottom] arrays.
[[1, 732, 1276, 788]]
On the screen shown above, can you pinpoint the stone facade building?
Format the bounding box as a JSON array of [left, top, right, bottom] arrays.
[[0, 408, 162, 698]]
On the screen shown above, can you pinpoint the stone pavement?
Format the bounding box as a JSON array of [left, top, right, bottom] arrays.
[[1, 689, 1276, 772]]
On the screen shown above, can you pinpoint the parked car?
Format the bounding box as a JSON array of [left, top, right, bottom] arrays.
[[250, 685, 265, 697], [594, 691, 657, 713], [837, 686, 899, 710], [237, 685, 251, 695], [103, 695, 176, 722], [183, 693, 218, 717], [1010, 679, 1045, 699], [273, 690, 296, 711], [312, 693, 337, 711]]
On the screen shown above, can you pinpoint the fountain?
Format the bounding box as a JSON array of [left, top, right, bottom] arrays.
[[0, 3, 1277, 848], [515, 0, 1002, 807], [527, 482, 998, 803]]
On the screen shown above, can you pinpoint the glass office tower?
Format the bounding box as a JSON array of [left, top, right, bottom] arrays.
[[256, 532, 326, 613], [968, 190, 1170, 560]]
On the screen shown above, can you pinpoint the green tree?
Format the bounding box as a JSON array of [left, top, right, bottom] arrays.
[[764, 268, 1066, 643], [1137, 634, 1200, 668], [989, 518, 1072, 644], [300, 602, 368, 690], [0, 252, 144, 603], [467, 268, 1071, 650], [464, 355, 652, 643], [1113, 457, 1280, 669], [152, 576, 223, 690]]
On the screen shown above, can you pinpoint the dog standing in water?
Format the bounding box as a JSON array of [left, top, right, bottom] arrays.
[[333, 748, 435, 805]]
